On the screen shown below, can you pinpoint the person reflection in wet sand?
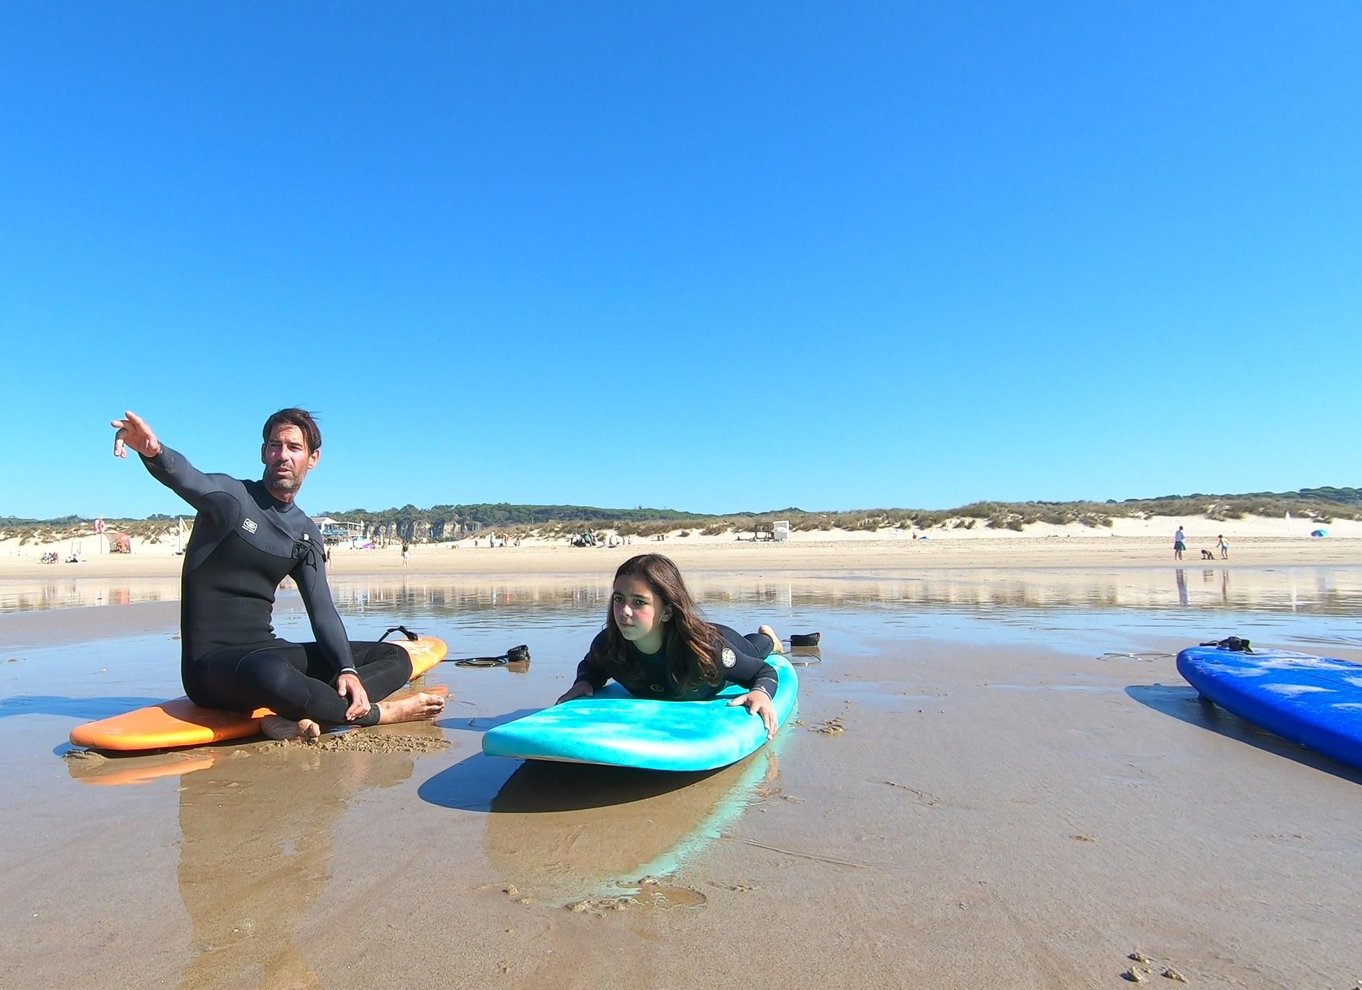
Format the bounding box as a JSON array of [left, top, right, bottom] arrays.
[[174, 736, 431, 989]]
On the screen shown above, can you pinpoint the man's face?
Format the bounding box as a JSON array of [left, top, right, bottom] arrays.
[[260, 424, 320, 499]]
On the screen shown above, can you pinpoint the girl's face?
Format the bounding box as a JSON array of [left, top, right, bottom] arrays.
[[611, 575, 671, 654]]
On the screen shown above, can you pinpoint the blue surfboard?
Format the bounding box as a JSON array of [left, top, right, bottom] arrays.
[[1177, 645, 1362, 771], [482, 653, 799, 771]]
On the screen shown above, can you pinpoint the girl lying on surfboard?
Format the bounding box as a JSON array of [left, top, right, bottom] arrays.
[[556, 553, 783, 737]]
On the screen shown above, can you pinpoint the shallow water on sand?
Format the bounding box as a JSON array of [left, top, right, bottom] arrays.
[[5, 565, 1361, 662], [0, 575, 181, 613], [317, 565, 1362, 656], [4, 566, 1362, 987]]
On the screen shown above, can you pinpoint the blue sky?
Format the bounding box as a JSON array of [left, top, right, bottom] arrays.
[[3, 3, 1358, 520]]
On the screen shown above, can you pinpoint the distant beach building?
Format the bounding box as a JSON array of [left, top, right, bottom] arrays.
[[314, 516, 363, 545], [773, 520, 791, 542]]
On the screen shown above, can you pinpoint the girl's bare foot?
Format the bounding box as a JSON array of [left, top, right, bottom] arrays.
[[261, 715, 322, 742], [375, 691, 446, 724], [759, 624, 783, 654]]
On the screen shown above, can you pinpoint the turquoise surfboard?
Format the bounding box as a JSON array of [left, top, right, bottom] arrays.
[[1177, 644, 1362, 772], [482, 653, 799, 771]]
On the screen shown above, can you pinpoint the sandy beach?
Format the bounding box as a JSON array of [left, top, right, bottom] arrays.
[[2, 527, 1360, 988], [4, 512, 1360, 581]]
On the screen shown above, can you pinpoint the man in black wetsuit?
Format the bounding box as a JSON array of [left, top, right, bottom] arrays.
[[111, 408, 445, 741]]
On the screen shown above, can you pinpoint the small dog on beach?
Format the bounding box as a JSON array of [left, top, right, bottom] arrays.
[[1200, 549, 1215, 560]]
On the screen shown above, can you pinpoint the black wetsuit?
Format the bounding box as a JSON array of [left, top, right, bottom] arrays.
[[142, 446, 411, 726], [574, 624, 779, 700]]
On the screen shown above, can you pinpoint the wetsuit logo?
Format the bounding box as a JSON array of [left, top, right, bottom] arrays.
[[242, 518, 259, 534], [721, 647, 736, 668]]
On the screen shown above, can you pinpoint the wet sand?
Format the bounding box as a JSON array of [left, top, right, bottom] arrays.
[[2, 557, 1361, 988]]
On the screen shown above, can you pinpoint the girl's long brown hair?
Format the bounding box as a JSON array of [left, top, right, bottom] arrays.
[[593, 553, 722, 691]]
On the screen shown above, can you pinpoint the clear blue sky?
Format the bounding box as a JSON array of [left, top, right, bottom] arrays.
[[4, 3, 1358, 520]]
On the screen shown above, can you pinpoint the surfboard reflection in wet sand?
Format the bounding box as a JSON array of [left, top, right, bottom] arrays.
[[479, 739, 784, 907]]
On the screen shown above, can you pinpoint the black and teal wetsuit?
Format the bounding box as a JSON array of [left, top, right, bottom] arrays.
[[142, 446, 410, 726], [574, 624, 779, 700]]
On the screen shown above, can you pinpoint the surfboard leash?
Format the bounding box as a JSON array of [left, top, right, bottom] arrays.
[[444, 644, 532, 667]]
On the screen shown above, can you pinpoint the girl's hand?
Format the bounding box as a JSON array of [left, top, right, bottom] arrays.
[[556, 681, 594, 704], [729, 690, 777, 739]]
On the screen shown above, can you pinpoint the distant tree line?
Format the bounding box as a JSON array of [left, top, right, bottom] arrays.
[[2, 488, 1358, 544]]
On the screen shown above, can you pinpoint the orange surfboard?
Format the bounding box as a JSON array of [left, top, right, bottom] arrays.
[[69, 636, 447, 752]]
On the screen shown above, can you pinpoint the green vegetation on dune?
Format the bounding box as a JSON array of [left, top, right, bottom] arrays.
[[3, 488, 1358, 546]]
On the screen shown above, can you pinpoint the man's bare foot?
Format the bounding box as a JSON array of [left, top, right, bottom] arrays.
[[261, 715, 322, 742], [759, 624, 784, 654], [376, 691, 446, 724]]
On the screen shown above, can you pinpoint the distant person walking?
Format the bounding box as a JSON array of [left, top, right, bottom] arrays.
[[1217, 534, 1229, 560], [401, 541, 410, 565], [1173, 526, 1186, 561]]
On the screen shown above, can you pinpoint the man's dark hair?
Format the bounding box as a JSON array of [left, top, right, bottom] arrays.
[[262, 408, 322, 453]]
